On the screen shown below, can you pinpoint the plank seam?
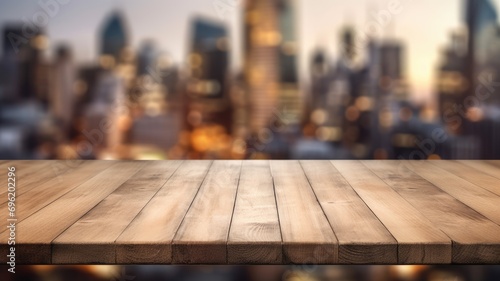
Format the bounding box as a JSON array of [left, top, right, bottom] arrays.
[[458, 161, 500, 180], [298, 161, 339, 244], [360, 160, 455, 262], [267, 160, 285, 263], [0, 161, 91, 205], [112, 160, 184, 263], [49, 161, 148, 263], [0, 161, 55, 200], [428, 161, 500, 197], [12, 161, 117, 225], [330, 160, 400, 263], [225, 161, 243, 264], [411, 161, 500, 228], [269, 160, 284, 263], [170, 160, 214, 259]]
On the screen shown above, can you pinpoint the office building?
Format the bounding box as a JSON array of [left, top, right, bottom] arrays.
[[100, 11, 129, 64]]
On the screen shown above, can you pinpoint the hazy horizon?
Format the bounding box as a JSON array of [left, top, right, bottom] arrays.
[[1, 0, 498, 103]]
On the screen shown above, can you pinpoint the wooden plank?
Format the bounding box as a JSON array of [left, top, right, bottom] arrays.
[[270, 161, 338, 264], [0, 161, 54, 202], [116, 161, 212, 264], [2, 161, 145, 264], [431, 161, 500, 197], [1, 159, 500, 265], [172, 160, 242, 264], [0, 161, 114, 224], [300, 160, 397, 264], [364, 160, 500, 264], [408, 161, 500, 226], [52, 161, 183, 264], [227, 160, 282, 264], [331, 160, 451, 264], [4, 161, 80, 202], [485, 160, 500, 168], [458, 160, 500, 180]]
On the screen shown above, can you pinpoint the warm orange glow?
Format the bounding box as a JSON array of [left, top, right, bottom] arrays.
[[428, 154, 441, 160], [355, 96, 373, 111], [345, 106, 360, 122], [391, 265, 428, 280], [374, 148, 389, 159], [311, 109, 328, 125], [191, 125, 231, 154], [466, 107, 484, 122]]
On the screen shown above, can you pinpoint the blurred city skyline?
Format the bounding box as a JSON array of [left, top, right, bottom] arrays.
[[1, 0, 500, 160], [0, 0, 496, 103]]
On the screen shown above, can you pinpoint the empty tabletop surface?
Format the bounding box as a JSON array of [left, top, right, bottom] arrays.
[[1, 160, 500, 265]]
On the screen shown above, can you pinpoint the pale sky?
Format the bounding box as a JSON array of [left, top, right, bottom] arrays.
[[1, 0, 500, 102]]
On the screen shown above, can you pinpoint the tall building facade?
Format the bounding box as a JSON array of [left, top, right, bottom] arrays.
[[438, 31, 468, 135], [463, 0, 500, 158], [0, 25, 23, 102], [51, 45, 76, 132], [184, 17, 233, 158], [243, 0, 301, 135], [100, 11, 129, 64], [464, 0, 500, 108], [466, 0, 498, 67], [277, 0, 301, 128]]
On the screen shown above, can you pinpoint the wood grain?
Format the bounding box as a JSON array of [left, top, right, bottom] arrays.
[[485, 160, 500, 168], [116, 160, 212, 264], [172, 161, 242, 264], [364, 160, 500, 264], [0, 160, 498, 264], [52, 161, 183, 264], [432, 161, 500, 197], [0, 161, 113, 223], [301, 160, 397, 264], [331, 160, 451, 264], [410, 161, 500, 226], [270, 160, 338, 264], [228, 160, 282, 264], [0, 161, 54, 202], [6, 161, 145, 264], [458, 160, 500, 180]]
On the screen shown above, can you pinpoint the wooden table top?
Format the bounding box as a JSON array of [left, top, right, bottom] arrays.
[[1, 160, 500, 265]]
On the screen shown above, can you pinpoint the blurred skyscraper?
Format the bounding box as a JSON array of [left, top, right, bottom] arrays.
[[336, 27, 374, 158], [51, 45, 76, 133], [188, 18, 228, 99], [137, 41, 159, 77], [184, 17, 233, 158], [463, 0, 500, 158], [18, 29, 51, 105], [464, 0, 500, 109], [466, 0, 498, 68], [438, 31, 468, 135], [244, 0, 281, 136], [0, 25, 23, 102], [100, 11, 129, 65], [277, 0, 301, 129]]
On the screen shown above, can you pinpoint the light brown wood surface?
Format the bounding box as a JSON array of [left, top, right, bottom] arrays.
[[301, 161, 397, 264], [0, 160, 499, 265], [116, 160, 212, 264], [172, 160, 242, 264], [270, 161, 338, 264], [364, 160, 500, 264], [52, 161, 183, 264], [331, 161, 451, 264], [228, 160, 282, 264]]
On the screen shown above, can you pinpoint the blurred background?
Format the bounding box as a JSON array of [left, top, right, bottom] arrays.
[[1, 265, 500, 281], [1, 0, 500, 160]]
